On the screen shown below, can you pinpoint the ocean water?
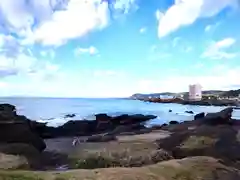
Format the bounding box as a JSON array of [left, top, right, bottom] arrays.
[[0, 97, 239, 127]]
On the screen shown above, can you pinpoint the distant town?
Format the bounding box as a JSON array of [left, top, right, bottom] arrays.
[[130, 85, 240, 106]]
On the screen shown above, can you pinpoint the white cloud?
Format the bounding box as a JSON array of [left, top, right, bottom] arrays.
[[204, 22, 222, 33], [155, 10, 164, 20], [136, 66, 240, 93], [113, 0, 138, 14], [157, 0, 239, 37], [202, 38, 237, 59], [40, 49, 55, 58], [139, 27, 147, 33], [204, 25, 212, 32], [216, 38, 235, 48], [74, 46, 98, 56], [40, 51, 47, 57], [0, 34, 22, 58], [25, 0, 109, 46], [0, 52, 59, 78], [172, 37, 181, 47], [0, 0, 137, 46]]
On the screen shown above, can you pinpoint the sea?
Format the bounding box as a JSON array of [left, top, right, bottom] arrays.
[[0, 97, 239, 127]]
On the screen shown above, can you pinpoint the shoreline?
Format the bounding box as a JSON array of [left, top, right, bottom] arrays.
[[131, 97, 240, 107]]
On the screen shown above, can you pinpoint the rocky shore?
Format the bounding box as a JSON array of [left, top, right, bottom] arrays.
[[1, 103, 240, 179], [132, 96, 240, 107]]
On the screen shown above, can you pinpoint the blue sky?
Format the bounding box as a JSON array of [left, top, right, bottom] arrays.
[[0, 0, 239, 97]]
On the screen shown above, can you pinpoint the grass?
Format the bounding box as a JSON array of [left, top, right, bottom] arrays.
[[0, 153, 29, 170], [70, 148, 172, 169], [68, 141, 172, 169], [179, 136, 218, 149], [0, 156, 237, 180]]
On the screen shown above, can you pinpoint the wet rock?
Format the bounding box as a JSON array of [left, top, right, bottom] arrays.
[[64, 114, 76, 118], [185, 110, 194, 114], [194, 112, 205, 120], [38, 114, 156, 138], [169, 121, 179, 125], [202, 107, 233, 125]]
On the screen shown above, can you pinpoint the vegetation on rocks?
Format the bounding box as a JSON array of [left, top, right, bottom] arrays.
[[0, 156, 240, 180], [180, 135, 218, 149]]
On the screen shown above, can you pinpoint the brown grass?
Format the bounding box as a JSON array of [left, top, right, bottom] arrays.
[[0, 153, 29, 170], [179, 136, 218, 149], [68, 141, 172, 169], [0, 156, 238, 180]]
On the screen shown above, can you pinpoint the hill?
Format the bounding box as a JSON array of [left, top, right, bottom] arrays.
[[130, 89, 240, 99], [221, 89, 240, 97]]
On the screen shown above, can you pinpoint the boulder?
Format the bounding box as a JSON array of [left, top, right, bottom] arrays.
[[0, 104, 46, 151], [203, 107, 233, 125], [64, 114, 76, 118], [109, 114, 157, 126], [0, 123, 46, 151], [185, 110, 194, 114], [194, 112, 205, 120], [169, 120, 179, 125], [156, 123, 240, 169], [0, 103, 17, 121], [41, 114, 157, 138]]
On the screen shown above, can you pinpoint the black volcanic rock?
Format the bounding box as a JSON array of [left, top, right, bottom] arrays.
[[194, 112, 205, 120], [34, 113, 157, 138], [156, 107, 240, 169], [169, 121, 179, 125], [185, 111, 194, 114], [0, 104, 46, 152], [64, 114, 76, 118], [202, 107, 233, 125]]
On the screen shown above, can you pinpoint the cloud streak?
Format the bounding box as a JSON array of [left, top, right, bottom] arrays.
[[202, 38, 237, 60], [157, 0, 239, 37]]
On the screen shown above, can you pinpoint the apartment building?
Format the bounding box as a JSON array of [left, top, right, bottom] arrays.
[[189, 84, 202, 101]]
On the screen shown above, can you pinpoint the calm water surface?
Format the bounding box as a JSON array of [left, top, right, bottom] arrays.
[[0, 97, 239, 127]]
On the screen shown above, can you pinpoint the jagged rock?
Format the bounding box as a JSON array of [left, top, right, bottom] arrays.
[[64, 114, 76, 118], [36, 114, 156, 138], [203, 107, 233, 125], [169, 121, 179, 125], [194, 112, 205, 120], [0, 104, 46, 151], [185, 110, 194, 114], [156, 122, 240, 169]]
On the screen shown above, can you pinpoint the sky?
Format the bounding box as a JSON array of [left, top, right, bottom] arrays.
[[0, 0, 239, 97]]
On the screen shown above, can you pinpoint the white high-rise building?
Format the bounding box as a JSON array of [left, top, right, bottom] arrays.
[[189, 84, 202, 101]]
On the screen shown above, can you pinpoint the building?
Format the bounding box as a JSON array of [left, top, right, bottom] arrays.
[[189, 84, 202, 101]]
